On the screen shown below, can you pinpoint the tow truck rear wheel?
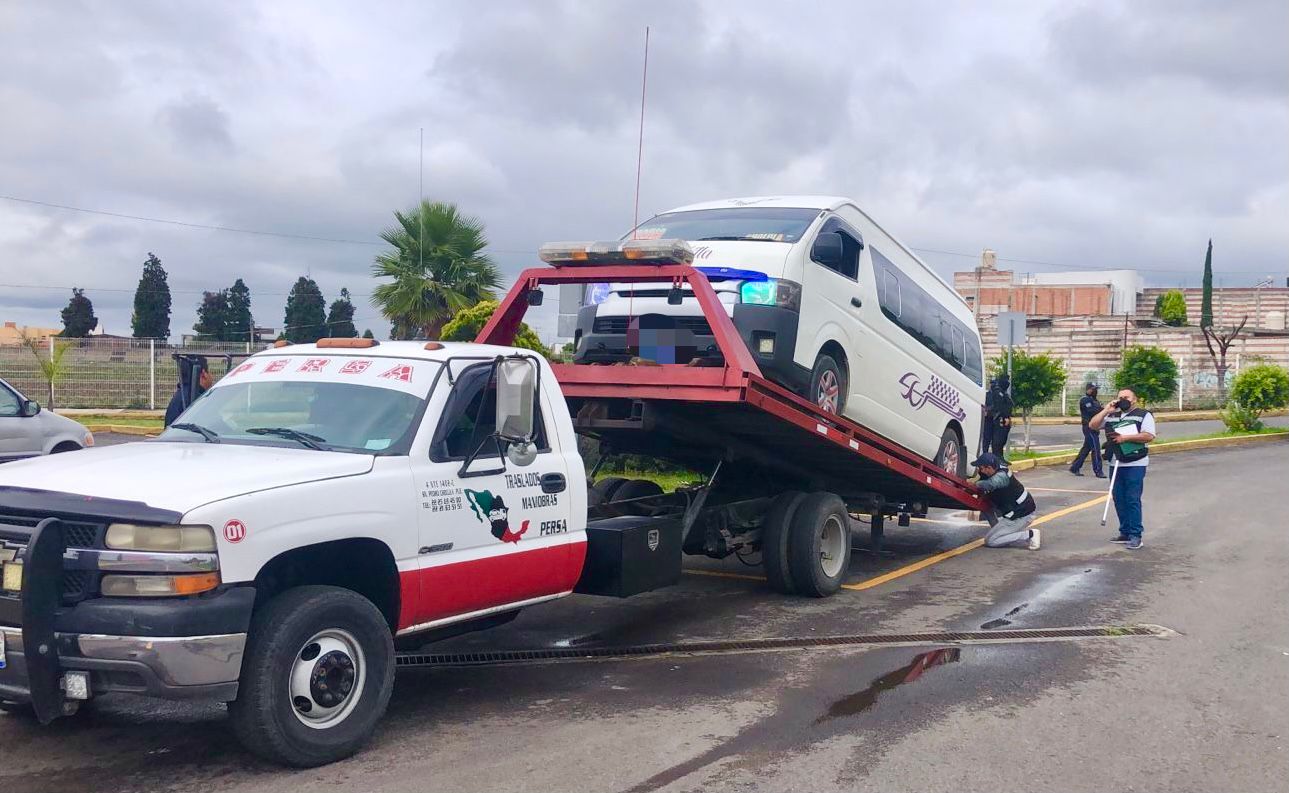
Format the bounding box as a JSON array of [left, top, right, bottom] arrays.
[[787, 492, 852, 598], [761, 491, 806, 595], [229, 585, 394, 767], [590, 477, 629, 504]]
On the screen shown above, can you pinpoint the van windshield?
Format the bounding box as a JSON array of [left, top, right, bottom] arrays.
[[627, 207, 821, 244]]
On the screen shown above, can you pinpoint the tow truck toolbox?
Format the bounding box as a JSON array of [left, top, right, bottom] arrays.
[[574, 515, 682, 597]]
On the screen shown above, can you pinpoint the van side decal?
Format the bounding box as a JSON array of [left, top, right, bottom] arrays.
[[899, 372, 967, 422]]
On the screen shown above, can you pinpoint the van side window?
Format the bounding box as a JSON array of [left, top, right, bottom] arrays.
[[881, 269, 902, 319], [872, 247, 983, 385], [812, 218, 862, 280], [431, 363, 549, 461]]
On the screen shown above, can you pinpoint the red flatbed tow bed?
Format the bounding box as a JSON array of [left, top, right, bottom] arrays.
[[478, 262, 982, 516]]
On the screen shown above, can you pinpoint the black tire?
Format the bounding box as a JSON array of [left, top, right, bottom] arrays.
[[787, 492, 852, 598], [611, 479, 664, 516], [590, 477, 629, 503], [50, 442, 81, 454], [229, 586, 395, 767], [934, 426, 966, 477], [761, 491, 806, 595], [808, 354, 846, 415], [0, 701, 36, 718]]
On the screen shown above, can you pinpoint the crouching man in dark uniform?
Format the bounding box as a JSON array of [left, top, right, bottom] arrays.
[[972, 452, 1040, 550]]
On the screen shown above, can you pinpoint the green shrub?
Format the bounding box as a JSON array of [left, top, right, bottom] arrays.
[[1114, 346, 1178, 405], [1221, 401, 1264, 433], [441, 300, 548, 356], [1153, 290, 1188, 326], [1228, 364, 1289, 423]]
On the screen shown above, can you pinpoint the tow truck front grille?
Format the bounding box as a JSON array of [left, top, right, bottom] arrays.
[[0, 514, 102, 548], [0, 514, 108, 604], [592, 316, 714, 336]]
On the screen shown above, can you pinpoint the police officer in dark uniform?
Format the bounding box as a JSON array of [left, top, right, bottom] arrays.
[[989, 375, 1014, 457], [1069, 382, 1106, 478], [973, 452, 1041, 550]]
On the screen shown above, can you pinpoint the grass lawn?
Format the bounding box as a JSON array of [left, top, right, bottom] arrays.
[[1009, 425, 1288, 460], [592, 468, 705, 492], [73, 416, 164, 429]]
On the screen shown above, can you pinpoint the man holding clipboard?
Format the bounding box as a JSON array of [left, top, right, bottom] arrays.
[[1090, 388, 1157, 550]]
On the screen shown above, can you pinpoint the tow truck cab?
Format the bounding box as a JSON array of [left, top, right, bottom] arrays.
[[0, 340, 602, 765]]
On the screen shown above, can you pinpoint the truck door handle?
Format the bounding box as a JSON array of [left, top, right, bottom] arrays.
[[850, 297, 863, 308], [541, 473, 567, 494]]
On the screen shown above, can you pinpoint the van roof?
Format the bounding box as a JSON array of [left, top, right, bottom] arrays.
[[661, 195, 850, 213], [657, 196, 969, 311]]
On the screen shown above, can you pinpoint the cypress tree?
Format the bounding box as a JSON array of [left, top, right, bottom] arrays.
[[284, 277, 327, 343], [131, 253, 172, 339]]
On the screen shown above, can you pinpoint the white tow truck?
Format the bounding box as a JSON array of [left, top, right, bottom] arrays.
[[0, 242, 983, 766]]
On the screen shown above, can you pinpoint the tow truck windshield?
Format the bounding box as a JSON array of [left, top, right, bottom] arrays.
[[626, 206, 821, 244], [159, 379, 425, 453]]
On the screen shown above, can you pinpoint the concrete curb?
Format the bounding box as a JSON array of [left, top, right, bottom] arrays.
[[84, 424, 160, 437], [1029, 408, 1289, 426], [1008, 430, 1289, 471]]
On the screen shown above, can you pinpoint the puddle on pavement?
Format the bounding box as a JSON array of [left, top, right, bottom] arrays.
[[981, 602, 1030, 629], [816, 648, 961, 723], [979, 566, 1104, 629]]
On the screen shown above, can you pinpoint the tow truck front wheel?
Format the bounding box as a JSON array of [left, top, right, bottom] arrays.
[[229, 586, 394, 767]]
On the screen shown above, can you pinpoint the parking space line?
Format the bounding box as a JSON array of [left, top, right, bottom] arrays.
[[841, 494, 1108, 592], [683, 568, 766, 582]]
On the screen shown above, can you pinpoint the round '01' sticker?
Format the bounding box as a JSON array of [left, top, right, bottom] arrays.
[[223, 519, 247, 543]]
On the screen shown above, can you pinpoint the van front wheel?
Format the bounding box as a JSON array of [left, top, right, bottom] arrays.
[[935, 427, 966, 477], [809, 354, 846, 415]]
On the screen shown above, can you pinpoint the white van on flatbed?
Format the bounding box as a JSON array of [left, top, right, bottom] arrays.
[[571, 196, 986, 474]]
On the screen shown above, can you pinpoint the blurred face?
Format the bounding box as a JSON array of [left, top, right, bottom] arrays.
[[978, 464, 998, 478], [199, 369, 214, 390]]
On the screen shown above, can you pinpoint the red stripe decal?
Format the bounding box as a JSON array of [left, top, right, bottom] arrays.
[[398, 541, 586, 630]]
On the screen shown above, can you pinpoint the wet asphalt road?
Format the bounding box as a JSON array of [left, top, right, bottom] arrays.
[[3, 442, 1287, 792]]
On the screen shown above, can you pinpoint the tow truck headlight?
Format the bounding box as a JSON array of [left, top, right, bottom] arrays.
[[101, 572, 220, 597], [106, 524, 217, 553], [739, 278, 802, 312]]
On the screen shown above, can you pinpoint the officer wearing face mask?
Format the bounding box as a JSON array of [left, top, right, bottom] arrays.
[[1089, 388, 1156, 550]]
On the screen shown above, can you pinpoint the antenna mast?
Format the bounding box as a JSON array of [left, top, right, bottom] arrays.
[[632, 26, 650, 237]]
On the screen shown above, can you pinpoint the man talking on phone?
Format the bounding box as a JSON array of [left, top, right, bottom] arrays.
[[1089, 388, 1156, 550]]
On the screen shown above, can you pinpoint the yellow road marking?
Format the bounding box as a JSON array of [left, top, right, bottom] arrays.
[[841, 494, 1109, 592], [683, 568, 766, 582]]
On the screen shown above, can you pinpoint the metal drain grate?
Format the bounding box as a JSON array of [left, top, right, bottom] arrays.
[[395, 624, 1171, 669]]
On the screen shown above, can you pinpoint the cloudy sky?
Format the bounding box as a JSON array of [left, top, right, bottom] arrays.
[[1, 0, 1286, 342]]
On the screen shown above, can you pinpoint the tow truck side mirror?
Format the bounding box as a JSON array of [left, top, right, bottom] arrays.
[[496, 357, 539, 467]]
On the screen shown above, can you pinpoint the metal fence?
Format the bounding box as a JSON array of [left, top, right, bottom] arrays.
[[0, 337, 256, 410], [1028, 354, 1260, 417], [0, 336, 1272, 413]]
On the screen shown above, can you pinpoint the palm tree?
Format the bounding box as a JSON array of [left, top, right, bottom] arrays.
[[371, 201, 503, 339]]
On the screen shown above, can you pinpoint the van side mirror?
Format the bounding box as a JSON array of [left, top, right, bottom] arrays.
[[811, 232, 844, 267], [22, 400, 41, 417]]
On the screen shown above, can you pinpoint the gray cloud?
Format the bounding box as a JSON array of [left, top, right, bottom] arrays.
[[1, 0, 1285, 341]]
